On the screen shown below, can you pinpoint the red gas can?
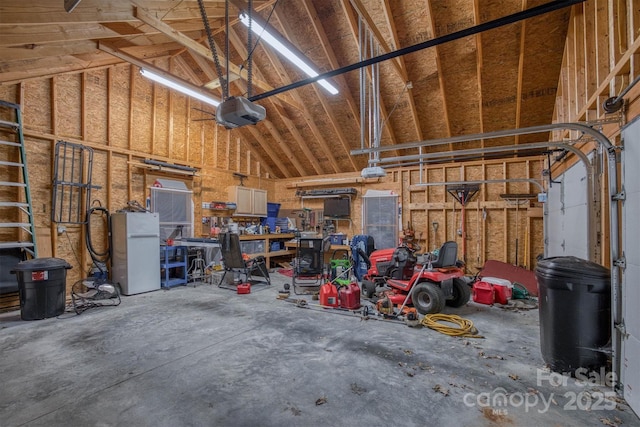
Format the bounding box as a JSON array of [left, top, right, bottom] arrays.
[[472, 280, 495, 305], [319, 282, 339, 307], [338, 282, 361, 310], [483, 277, 512, 305], [237, 283, 251, 294]]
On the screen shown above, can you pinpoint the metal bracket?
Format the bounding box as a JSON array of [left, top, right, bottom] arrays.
[[615, 321, 628, 339], [614, 256, 626, 270], [612, 189, 626, 202]]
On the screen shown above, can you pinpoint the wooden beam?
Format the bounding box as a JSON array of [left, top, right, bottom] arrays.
[[241, 126, 292, 178], [274, 9, 358, 173], [339, 0, 401, 157], [0, 0, 226, 25], [261, 119, 308, 176], [134, 6, 278, 97], [514, 0, 527, 144], [381, 0, 423, 142], [226, 26, 302, 111], [98, 41, 221, 103], [472, 0, 485, 148], [271, 103, 323, 175], [301, 0, 365, 167], [425, 0, 453, 148], [349, 0, 404, 78]]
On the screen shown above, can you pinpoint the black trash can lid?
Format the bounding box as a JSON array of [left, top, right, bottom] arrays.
[[536, 256, 610, 280], [13, 257, 72, 271]]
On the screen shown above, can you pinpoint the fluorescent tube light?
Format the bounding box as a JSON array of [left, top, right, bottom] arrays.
[[239, 13, 338, 95], [140, 69, 220, 107]]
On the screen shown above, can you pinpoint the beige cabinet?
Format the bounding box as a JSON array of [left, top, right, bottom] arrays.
[[252, 189, 267, 216], [228, 186, 267, 216]]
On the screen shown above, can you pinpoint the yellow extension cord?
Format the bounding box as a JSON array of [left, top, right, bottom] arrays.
[[422, 313, 484, 338]]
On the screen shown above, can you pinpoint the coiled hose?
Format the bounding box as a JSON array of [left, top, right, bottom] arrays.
[[422, 313, 484, 338]]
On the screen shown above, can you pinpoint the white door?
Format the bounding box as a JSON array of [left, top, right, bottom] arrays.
[[621, 116, 640, 415], [546, 155, 591, 259]]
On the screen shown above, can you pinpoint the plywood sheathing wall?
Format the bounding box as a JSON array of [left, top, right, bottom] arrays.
[[276, 156, 545, 274], [550, 0, 639, 268], [0, 62, 271, 311]]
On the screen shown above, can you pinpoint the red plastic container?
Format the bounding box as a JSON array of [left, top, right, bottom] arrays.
[[483, 277, 512, 305], [237, 283, 251, 294], [338, 282, 361, 310], [319, 282, 339, 307], [472, 280, 495, 305]]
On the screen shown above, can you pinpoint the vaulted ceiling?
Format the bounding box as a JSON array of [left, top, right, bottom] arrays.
[[0, 0, 573, 178]]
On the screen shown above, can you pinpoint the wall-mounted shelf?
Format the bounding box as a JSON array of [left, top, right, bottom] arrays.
[[296, 188, 357, 198]]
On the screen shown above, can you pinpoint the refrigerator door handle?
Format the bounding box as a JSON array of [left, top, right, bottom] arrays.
[[128, 233, 161, 239]]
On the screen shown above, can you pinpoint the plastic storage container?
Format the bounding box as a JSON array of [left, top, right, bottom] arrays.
[[237, 283, 251, 294], [329, 233, 346, 245], [472, 280, 495, 305], [319, 282, 338, 307], [482, 277, 512, 305], [338, 282, 361, 309], [535, 256, 611, 373], [12, 258, 71, 320]]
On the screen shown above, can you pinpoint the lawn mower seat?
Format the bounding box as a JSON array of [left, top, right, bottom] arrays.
[[430, 241, 458, 268]]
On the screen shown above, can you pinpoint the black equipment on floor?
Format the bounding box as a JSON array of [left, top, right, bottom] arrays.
[[292, 237, 328, 294], [218, 232, 270, 290]]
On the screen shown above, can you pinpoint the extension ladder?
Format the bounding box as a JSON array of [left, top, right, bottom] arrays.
[[0, 100, 37, 258]]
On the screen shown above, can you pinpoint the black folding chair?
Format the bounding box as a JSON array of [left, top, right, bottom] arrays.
[[218, 232, 270, 290], [292, 237, 327, 294]]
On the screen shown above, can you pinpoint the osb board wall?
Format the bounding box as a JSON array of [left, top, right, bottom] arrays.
[[549, 0, 638, 267], [0, 63, 271, 311], [405, 159, 545, 272], [274, 157, 545, 273], [553, 0, 639, 133]]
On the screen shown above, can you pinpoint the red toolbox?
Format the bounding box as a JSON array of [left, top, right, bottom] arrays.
[[237, 283, 251, 294]]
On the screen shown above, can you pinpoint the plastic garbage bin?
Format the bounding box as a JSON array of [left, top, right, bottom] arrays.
[[535, 256, 610, 373], [12, 258, 72, 320]]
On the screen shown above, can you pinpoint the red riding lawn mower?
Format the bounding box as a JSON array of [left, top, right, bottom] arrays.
[[361, 241, 471, 314]]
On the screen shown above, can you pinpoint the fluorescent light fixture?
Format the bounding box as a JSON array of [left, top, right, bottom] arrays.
[[239, 12, 338, 95], [140, 69, 220, 107]]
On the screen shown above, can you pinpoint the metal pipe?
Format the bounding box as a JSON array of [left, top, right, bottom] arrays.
[[378, 141, 596, 262], [248, 0, 584, 102], [413, 178, 544, 192], [354, 121, 621, 390], [351, 122, 613, 155], [358, 16, 365, 150]]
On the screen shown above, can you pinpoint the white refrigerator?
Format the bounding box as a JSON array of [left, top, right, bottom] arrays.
[[111, 212, 161, 295]]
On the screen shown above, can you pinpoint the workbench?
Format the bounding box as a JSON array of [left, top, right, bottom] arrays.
[[284, 241, 351, 265], [239, 233, 296, 268]]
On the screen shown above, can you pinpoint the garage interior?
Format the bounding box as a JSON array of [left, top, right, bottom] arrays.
[[0, 0, 639, 425]]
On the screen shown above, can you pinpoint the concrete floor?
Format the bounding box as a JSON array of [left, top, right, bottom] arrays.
[[0, 271, 638, 427]]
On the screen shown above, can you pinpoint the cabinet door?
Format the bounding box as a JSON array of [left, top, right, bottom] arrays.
[[253, 189, 268, 216], [234, 186, 253, 215]]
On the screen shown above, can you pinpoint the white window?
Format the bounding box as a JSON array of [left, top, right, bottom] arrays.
[[150, 180, 193, 241], [363, 190, 399, 249]]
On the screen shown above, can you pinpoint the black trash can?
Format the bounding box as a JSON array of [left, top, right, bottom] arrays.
[[12, 258, 72, 320], [535, 256, 610, 373]]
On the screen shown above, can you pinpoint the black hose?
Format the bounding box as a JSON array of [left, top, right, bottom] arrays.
[[86, 205, 111, 274]]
